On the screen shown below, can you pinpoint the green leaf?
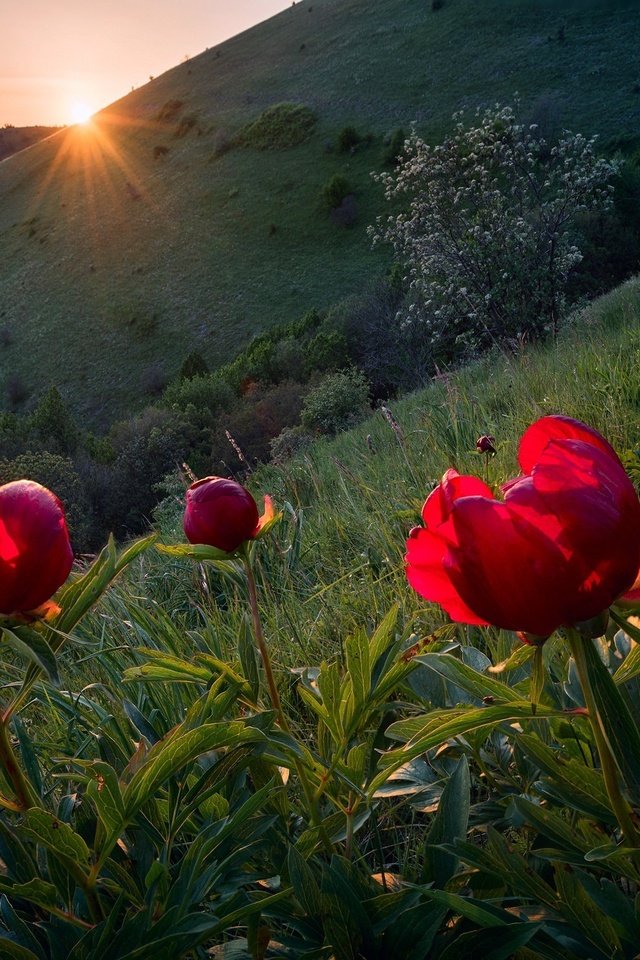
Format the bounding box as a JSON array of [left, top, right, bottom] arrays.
[[123, 721, 266, 815], [369, 605, 399, 666], [554, 865, 623, 956], [156, 541, 233, 562], [0, 879, 59, 912], [238, 618, 260, 701], [372, 702, 563, 793], [424, 756, 470, 886], [612, 641, 640, 685], [1, 628, 59, 685], [412, 653, 522, 704], [345, 629, 371, 712], [21, 808, 90, 879], [85, 761, 126, 836], [122, 648, 213, 684], [516, 734, 613, 823], [438, 923, 542, 960], [287, 845, 323, 917], [582, 638, 640, 799], [0, 938, 41, 960]]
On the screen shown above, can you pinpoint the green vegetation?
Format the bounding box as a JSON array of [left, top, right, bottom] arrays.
[[238, 102, 317, 149], [1, 279, 640, 956], [0, 0, 638, 423]]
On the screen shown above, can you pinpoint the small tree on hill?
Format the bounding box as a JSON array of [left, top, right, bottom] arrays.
[[372, 104, 617, 361]]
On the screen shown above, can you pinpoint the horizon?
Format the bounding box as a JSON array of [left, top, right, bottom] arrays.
[[1, 0, 287, 127]]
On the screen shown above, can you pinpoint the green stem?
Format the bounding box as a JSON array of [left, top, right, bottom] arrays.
[[243, 552, 333, 854], [566, 628, 639, 847], [243, 554, 287, 731], [0, 713, 39, 811]]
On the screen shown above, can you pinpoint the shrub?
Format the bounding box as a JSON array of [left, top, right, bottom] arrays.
[[269, 425, 313, 463], [323, 173, 351, 210], [141, 362, 168, 396], [179, 350, 210, 380], [29, 386, 79, 455], [301, 368, 370, 434], [373, 102, 617, 359], [238, 103, 317, 150], [156, 99, 184, 123], [337, 125, 362, 153], [153, 144, 169, 159], [164, 373, 234, 419], [305, 330, 349, 374], [382, 127, 406, 167]]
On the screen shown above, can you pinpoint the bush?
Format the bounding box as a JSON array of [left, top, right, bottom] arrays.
[[163, 373, 234, 419], [382, 127, 406, 167], [269, 425, 313, 463], [373, 102, 617, 358], [323, 174, 351, 210], [29, 386, 79, 454], [301, 368, 370, 434], [179, 350, 210, 380], [238, 103, 317, 150], [152, 144, 169, 159], [337, 125, 362, 153]]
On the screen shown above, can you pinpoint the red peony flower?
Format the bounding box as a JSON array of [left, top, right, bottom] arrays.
[[406, 416, 640, 636], [184, 476, 273, 553], [0, 480, 74, 617]]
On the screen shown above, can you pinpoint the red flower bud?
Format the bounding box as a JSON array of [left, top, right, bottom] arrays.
[[0, 480, 74, 617], [184, 477, 260, 553], [476, 435, 496, 455], [406, 416, 640, 636]]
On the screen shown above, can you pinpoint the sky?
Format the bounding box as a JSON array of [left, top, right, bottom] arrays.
[[1, 1, 287, 127]]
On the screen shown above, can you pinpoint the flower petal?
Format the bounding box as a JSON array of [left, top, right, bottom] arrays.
[[447, 496, 572, 635], [406, 526, 488, 625], [518, 415, 620, 475]]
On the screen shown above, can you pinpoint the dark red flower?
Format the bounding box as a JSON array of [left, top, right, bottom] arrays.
[[476, 435, 496, 455], [406, 416, 640, 636], [184, 476, 273, 553], [0, 480, 74, 617]]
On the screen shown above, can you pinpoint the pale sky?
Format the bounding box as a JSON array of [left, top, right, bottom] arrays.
[[1, 1, 287, 126]]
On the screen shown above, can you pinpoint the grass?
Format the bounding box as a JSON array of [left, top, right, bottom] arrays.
[[0, 0, 637, 424], [82, 277, 640, 690]]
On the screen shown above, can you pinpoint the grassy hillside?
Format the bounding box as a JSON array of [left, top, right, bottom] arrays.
[[132, 277, 640, 666], [0, 125, 63, 162], [0, 0, 637, 424]]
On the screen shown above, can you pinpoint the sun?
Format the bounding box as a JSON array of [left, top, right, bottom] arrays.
[[69, 100, 94, 125]]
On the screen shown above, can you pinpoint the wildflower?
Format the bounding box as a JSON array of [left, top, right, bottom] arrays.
[[476, 435, 496, 455], [406, 416, 640, 636], [184, 476, 273, 554], [0, 480, 73, 617]]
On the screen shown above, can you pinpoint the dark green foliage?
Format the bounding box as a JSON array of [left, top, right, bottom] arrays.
[[238, 102, 317, 150], [323, 173, 351, 210], [179, 350, 210, 381], [383, 127, 406, 166], [301, 367, 371, 434], [337, 125, 362, 153], [305, 330, 349, 375], [29, 387, 79, 455], [0, 452, 92, 547], [174, 113, 198, 138]]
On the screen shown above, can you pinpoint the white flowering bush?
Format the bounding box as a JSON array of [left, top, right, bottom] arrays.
[[372, 104, 617, 361]]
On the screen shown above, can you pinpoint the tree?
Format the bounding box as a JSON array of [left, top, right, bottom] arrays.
[[372, 104, 617, 362]]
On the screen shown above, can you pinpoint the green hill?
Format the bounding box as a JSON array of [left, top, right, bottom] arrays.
[[0, 0, 637, 425]]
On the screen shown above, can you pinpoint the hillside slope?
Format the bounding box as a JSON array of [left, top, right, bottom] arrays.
[[0, 0, 637, 424]]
